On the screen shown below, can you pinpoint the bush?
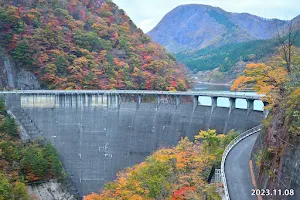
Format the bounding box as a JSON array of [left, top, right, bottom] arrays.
[[0, 99, 5, 115], [0, 173, 12, 200], [135, 157, 172, 198], [0, 173, 30, 200], [12, 182, 30, 200], [0, 140, 20, 161], [0, 117, 19, 137], [43, 143, 63, 176], [20, 144, 49, 181], [20, 142, 63, 182], [11, 40, 33, 67]]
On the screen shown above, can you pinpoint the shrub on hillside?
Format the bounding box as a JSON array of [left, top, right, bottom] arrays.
[[20, 142, 63, 182], [0, 173, 30, 200], [0, 99, 5, 115], [0, 116, 19, 137]]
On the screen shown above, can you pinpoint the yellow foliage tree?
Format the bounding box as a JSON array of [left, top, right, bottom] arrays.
[[231, 63, 289, 104]]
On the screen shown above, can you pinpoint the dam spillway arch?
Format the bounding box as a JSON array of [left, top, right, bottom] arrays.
[[1, 90, 265, 196]]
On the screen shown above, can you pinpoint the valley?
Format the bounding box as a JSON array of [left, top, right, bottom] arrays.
[[0, 1, 299, 200]]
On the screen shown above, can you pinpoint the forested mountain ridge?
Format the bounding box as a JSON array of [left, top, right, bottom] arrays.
[[0, 0, 189, 91], [148, 4, 292, 53], [175, 34, 300, 73]]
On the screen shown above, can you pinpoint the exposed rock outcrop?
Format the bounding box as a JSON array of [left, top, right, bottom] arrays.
[[0, 50, 41, 90], [27, 180, 76, 200], [0, 48, 9, 89], [17, 69, 41, 90], [251, 107, 300, 200]]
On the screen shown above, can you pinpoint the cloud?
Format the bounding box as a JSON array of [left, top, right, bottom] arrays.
[[138, 19, 157, 32]]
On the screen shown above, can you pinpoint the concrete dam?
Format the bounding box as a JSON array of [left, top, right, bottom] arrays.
[[1, 90, 265, 197]]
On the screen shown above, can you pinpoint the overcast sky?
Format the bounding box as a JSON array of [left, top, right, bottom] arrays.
[[113, 0, 300, 32]]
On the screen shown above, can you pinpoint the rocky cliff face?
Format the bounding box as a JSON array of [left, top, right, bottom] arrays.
[[251, 96, 300, 200], [0, 48, 8, 89], [148, 4, 290, 53], [0, 51, 41, 90], [27, 180, 77, 200]]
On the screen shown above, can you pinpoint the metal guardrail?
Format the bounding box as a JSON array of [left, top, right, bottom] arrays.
[[0, 90, 263, 100], [215, 169, 222, 183], [221, 125, 262, 200]]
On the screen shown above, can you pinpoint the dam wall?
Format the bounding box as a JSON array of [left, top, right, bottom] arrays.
[[1, 91, 264, 196]]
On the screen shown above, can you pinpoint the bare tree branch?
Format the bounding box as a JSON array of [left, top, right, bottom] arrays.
[[276, 18, 300, 74]]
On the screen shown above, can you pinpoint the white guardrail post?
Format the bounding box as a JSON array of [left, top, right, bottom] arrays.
[[221, 125, 262, 200]]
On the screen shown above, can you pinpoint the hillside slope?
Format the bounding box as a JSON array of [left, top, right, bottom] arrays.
[[176, 35, 300, 72], [0, 0, 189, 91], [148, 4, 290, 53]]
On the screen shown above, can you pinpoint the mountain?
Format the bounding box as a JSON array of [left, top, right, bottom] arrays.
[[174, 36, 299, 83], [0, 0, 189, 91], [148, 4, 299, 83], [176, 35, 300, 72], [148, 4, 290, 53]]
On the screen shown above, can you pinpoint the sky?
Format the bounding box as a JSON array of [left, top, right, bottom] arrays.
[[113, 0, 300, 32]]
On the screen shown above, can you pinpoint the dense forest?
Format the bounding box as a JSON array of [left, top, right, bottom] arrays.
[[0, 99, 64, 200], [0, 0, 189, 91], [175, 35, 300, 72]]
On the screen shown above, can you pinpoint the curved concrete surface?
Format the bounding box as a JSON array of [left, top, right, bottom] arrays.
[[1, 93, 264, 197], [225, 132, 259, 200]]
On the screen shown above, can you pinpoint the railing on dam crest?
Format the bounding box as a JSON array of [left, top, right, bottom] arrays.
[[221, 124, 262, 200], [0, 90, 263, 100], [0, 90, 267, 113]]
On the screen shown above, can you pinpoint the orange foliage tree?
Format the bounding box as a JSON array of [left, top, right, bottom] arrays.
[[231, 63, 289, 104], [231, 20, 299, 105]]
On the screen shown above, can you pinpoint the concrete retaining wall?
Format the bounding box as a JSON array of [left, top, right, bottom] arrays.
[[4, 93, 264, 196]]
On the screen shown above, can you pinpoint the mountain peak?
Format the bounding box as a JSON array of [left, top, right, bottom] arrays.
[[148, 4, 291, 52], [166, 3, 226, 17]]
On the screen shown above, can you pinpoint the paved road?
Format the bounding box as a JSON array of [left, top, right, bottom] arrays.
[[225, 132, 259, 200]]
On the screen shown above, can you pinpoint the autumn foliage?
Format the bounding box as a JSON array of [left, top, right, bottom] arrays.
[[0, 99, 63, 199], [84, 130, 238, 200], [231, 63, 289, 104], [0, 0, 189, 91]]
